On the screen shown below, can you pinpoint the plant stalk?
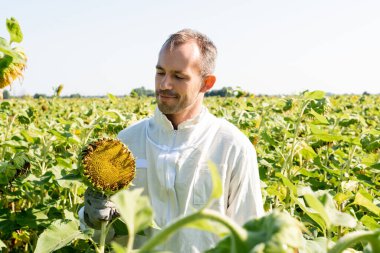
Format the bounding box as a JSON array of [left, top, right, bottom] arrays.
[[328, 229, 380, 253], [138, 209, 247, 253], [97, 221, 108, 253]]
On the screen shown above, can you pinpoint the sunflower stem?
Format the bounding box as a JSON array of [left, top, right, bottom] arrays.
[[138, 209, 247, 252], [97, 221, 108, 253]]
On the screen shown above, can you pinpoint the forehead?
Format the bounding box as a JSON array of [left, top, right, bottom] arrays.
[[157, 41, 201, 73]]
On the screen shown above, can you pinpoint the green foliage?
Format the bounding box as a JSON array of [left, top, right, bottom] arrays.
[[69, 93, 81, 98], [206, 86, 251, 97], [2, 89, 11, 99], [206, 211, 304, 253], [111, 189, 153, 235], [6, 17, 23, 44], [1, 17, 27, 89], [130, 86, 155, 97], [33, 93, 47, 99], [34, 217, 89, 253], [0, 92, 379, 252]]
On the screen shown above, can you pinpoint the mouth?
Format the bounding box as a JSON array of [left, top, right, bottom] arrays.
[[158, 95, 178, 103], [159, 94, 177, 98], [156, 91, 179, 100]]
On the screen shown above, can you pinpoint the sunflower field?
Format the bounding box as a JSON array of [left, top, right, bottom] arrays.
[[0, 91, 379, 252]]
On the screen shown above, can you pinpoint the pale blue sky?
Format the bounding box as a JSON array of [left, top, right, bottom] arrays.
[[2, 0, 380, 96]]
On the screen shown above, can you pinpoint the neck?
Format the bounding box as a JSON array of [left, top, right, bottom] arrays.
[[165, 106, 202, 130]]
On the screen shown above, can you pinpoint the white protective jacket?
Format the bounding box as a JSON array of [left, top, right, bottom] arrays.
[[115, 106, 264, 252]]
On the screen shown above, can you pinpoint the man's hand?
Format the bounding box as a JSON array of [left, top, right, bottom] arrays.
[[84, 188, 119, 230]]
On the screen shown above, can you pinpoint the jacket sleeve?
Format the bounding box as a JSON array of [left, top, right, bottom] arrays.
[[226, 145, 264, 225]]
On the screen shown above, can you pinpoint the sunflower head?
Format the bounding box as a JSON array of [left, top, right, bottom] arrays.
[[0, 48, 27, 89], [56, 84, 64, 97], [81, 138, 136, 194]]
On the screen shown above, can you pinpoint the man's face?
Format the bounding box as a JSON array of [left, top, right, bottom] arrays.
[[155, 41, 204, 116]]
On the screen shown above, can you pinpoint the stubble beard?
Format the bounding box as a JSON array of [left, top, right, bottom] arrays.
[[156, 85, 203, 115], [156, 95, 183, 114]]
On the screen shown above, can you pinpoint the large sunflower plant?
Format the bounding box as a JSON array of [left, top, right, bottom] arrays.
[[0, 17, 27, 94]]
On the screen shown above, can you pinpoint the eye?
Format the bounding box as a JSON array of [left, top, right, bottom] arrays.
[[156, 69, 165, 75], [175, 74, 185, 80]]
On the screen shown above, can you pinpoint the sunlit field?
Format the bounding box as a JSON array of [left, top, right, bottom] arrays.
[[0, 92, 379, 252]]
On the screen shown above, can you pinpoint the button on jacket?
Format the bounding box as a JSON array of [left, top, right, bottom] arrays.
[[116, 106, 264, 252]]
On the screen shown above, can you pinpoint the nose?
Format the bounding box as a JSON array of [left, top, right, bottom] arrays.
[[159, 74, 172, 90]]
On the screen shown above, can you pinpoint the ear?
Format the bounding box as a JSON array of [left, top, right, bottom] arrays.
[[200, 75, 216, 93]]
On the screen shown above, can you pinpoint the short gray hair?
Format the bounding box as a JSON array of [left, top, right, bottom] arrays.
[[162, 29, 217, 76]]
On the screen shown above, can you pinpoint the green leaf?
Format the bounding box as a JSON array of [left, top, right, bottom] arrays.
[[309, 125, 341, 142], [309, 109, 329, 125], [361, 153, 380, 167], [360, 215, 380, 230], [358, 189, 374, 201], [208, 161, 222, 200], [328, 210, 357, 229], [34, 219, 87, 253], [20, 130, 34, 143], [291, 195, 327, 233], [334, 192, 351, 206], [298, 168, 320, 178], [304, 194, 331, 229], [0, 38, 25, 63], [303, 237, 330, 253], [328, 230, 380, 253], [57, 175, 83, 189], [6, 17, 23, 43], [0, 239, 6, 250], [0, 54, 13, 73], [111, 241, 127, 253], [303, 90, 325, 100], [56, 157, 72, 169], [353, 192, 380, 216], [261, 131, 277, 146], [370, 163, 380, 170], [0, 37, 8, 47], [266, 182, 287, 201], [313, 134, 342, 142], [313, 157, 340, 176], [184, 218, 230, 238], [107, 93, 118, 102], [63, 210, 76, 221], [276, 172, 297, 194], [299, 141, 318, 160], [104, 109, 126, 122], [306, 191, 356, 229], [17, 115, 30, 125], [209, 211, 304, 253], [360, 134, 380, 153], [0, 101, 11, 111], [111, 189, 153, 235]]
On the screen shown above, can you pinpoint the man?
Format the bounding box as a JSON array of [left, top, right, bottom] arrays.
[[82, 29, 264, 252]]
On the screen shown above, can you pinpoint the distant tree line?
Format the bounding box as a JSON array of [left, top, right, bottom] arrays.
[[7, 86, 375, 99], [130, 87, 155, 97], [32, 93, 82, 99], [128, 86, 251, 97], [205, 86, 251, 97], [1, 88, 378, 99], [1, 86, 252, 99]]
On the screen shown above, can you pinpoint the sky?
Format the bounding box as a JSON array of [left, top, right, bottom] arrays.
[[1, 0, 380, 96]]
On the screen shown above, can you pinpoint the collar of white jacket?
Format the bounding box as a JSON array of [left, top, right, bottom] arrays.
[[146, 106, 218, 151], [154, 106, 208, 131]]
